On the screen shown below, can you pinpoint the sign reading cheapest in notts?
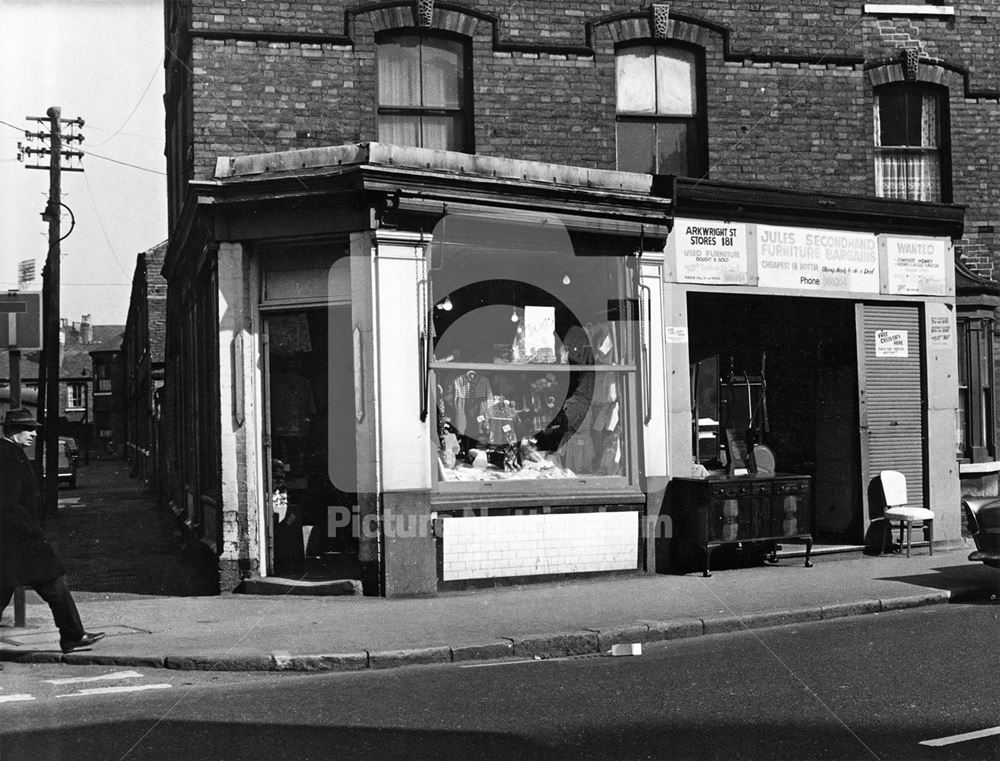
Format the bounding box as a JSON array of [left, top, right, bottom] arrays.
[[757, 225, 879, 293]]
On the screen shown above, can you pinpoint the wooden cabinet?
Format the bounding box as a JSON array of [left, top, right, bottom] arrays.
[[670, 474, 813, 577]]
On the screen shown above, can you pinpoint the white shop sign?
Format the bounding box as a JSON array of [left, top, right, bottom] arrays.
[[882, 236, 950, 296], [757, 225, 879, 292], [875, 329, 908, 358], [929, 316, 953, 348], [671, 218, 749, 285]]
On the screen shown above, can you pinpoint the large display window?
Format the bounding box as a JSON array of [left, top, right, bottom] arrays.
[[428, 216, 639, 493]]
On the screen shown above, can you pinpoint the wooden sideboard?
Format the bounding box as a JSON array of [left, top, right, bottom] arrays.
[[670, 474, 814, 577]]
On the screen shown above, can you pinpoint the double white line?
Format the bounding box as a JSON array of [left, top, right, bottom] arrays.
[[46, 669, 172, 698]]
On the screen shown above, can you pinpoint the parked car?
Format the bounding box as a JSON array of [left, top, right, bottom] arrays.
[[24, 438, 78, 489], [61, 435, 79, 465], [962, 497, 1000, 568]]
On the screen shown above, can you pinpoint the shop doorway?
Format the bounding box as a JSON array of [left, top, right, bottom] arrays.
[[687, 293, 864, 545], [263, 307, 359, 579]]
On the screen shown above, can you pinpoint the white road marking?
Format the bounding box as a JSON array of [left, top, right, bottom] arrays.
[[920, 726, 1000, 747], [57, 684, 172, 698], [0, 694, 36, 703], [45, 670, 144, 685]]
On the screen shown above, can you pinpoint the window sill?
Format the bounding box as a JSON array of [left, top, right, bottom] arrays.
[[959, 461, 1000, 475], [432, 485, 645, 512], [863, 4, 954, 17]]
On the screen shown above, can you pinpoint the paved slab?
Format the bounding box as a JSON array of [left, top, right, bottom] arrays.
[[1, 459, 996, 672]]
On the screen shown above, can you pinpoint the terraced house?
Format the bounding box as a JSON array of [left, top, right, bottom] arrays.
[[157, 1, 998, 595]]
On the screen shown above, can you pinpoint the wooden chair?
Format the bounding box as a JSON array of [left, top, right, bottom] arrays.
[[879, 470, 934, 557]]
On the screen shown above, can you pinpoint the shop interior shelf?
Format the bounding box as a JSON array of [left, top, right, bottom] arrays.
[[430, 361, 636, 372]]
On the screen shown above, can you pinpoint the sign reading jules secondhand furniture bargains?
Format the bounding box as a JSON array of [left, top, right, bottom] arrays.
[[882, 236, 950, 296], [757, 225, 879, 293], [671, 218, 749, 284]]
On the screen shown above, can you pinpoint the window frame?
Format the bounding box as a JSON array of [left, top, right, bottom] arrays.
[[66, 381, 88, 410], [426, 226, 644, 505], [956, 312, 996, 463], [614, 40, 708, 178], [873, 81, 952, 203], [375, 29, 474, 154]]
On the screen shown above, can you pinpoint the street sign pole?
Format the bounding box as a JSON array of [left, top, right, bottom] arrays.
[[3, 303, 26, 627], [9, 346, 26, 628], [3, 290, 44, 629]]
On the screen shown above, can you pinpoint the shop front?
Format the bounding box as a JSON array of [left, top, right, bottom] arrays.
[[198, 143, 670, 594], [173, 147, 964, 593], [654, 179, 965, 574]]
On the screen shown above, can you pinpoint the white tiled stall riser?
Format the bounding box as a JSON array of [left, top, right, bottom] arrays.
[[441, 511, 640, 581]]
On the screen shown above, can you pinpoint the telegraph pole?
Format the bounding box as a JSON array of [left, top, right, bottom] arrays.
[[19, 107, 84, 521]]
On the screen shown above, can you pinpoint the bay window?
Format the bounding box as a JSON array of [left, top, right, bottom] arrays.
[[957, 313, 996, 462], [428, 215, 639, 493]]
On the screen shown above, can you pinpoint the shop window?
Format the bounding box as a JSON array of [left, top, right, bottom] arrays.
[[376, 32, 472, 152], [615, 43, 706, 177], [874, 83, 950, 202], [430, 216, 638, 490], [956, 315, 996, 462]]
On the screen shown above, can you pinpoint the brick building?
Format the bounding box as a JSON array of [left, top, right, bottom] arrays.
[[1, 318, 123, 454], [89, 342, 126, 457], [162, 1, 995, 593], [123, 241, 169, 493]]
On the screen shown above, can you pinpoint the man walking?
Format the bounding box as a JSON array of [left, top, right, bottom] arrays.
[[0, 408, 104, 653]]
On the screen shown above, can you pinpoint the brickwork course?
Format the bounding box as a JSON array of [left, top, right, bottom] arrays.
[[166, 1, 1000, 277]]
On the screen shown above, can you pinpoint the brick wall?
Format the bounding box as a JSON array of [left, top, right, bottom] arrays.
[[441, 510, 640, 580], [174, 1, 999, 266]]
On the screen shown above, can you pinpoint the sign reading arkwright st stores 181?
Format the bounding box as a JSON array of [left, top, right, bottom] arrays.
[[669, 218, 749, 285]]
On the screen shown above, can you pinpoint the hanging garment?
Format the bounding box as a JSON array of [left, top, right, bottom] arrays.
[[598, 431, 622, 475], [561, 433, 596, 474], [588, 321, 617, 363]]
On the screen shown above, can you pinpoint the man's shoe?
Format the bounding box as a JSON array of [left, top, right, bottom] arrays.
[[60, 631, 106, 653]]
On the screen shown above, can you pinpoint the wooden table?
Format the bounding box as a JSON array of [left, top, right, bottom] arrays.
[[670, 474, 813, 577]]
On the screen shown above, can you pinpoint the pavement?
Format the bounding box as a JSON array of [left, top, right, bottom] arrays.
[[1, 458, 997, 673]]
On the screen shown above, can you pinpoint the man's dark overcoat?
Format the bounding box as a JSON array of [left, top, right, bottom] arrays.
[[0, 437, 64, 588]]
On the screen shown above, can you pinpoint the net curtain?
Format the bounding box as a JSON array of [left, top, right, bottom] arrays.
[[873, 91, 942, 202]]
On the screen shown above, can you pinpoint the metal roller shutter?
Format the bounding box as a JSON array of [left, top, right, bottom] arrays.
[[859, 303, 925, 510]]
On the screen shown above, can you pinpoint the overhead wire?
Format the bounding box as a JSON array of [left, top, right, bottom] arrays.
[[81, 149, 165, 175], [82, 171, 133, 280], [697, 11, 868, 185], [88, 60, 162, 148]]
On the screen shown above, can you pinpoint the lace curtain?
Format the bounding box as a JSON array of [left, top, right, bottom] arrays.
[[377, 35, 465, 151], [874, 91, 942, 202]]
